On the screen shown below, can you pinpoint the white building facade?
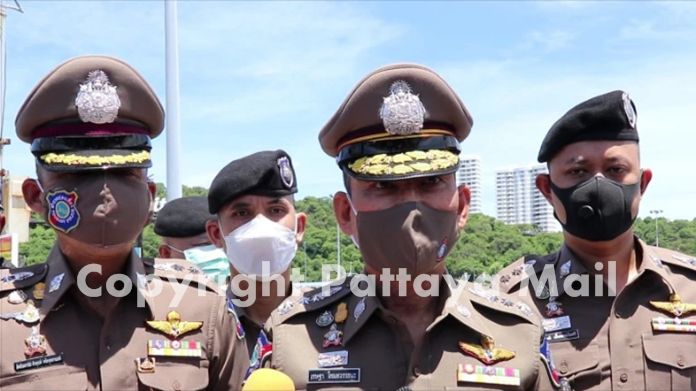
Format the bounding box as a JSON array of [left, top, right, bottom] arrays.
[[495, 164, 560, 232], [456, 155, 482, 214]]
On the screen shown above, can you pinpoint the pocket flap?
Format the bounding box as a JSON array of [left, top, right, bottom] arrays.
[[553, 343, 599, 376], [136, 360, 209, 391], [643, 333, 696, 369]]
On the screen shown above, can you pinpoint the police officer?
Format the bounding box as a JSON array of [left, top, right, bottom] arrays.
[[497, 91, 696, 390], [155, 196, 216, 259], [261, 64, 554, 390], [206, 150, 307, 357], [154, 196, 229, 287], [0, 56, 247, 389]]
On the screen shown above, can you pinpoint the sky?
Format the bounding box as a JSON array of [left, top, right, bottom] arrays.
[[1, 1, 695, 220]]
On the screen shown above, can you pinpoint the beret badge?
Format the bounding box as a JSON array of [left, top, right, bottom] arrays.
[[277, 156, 294, 189], [75, 70, 121, 124], [379, 80, 426, 136], [622, 92, 636, 128]]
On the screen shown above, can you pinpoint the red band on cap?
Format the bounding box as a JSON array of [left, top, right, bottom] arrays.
[[32, 122, 148, 140]]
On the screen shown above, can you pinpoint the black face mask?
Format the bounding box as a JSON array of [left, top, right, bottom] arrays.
[[550, 175, 641, 242]]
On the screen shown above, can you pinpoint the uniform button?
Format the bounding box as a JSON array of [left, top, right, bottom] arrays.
[[559, 361, 568, 374], [619, 373, 628, 383], [677, 356, 685, 367], [172, 380, 181, 390]]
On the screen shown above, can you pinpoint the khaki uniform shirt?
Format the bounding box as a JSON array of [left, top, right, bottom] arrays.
[[497, 237, 696, 391], [263, 275, 554, 390], [0, 245, 249, 390]]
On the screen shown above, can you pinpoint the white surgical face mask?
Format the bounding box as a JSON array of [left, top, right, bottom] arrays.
[[221, 214, 298, 279]]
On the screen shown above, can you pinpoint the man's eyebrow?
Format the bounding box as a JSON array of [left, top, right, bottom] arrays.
[[564, 156, 587, 165]]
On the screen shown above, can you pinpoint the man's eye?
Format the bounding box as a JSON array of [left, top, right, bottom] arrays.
[[568, 168, 587, 177], [270, 207, 285, 215], [422, 176, 442, 185], [231, 210, 249, 217], [374, 181, 394, 190]]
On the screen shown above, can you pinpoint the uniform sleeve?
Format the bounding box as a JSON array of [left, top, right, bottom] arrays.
[[207, 294, 250, 391]]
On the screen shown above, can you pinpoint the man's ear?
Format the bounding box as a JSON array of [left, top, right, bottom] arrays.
[[158, 244, 171, 259], [536, 174, 553, 203], [639, 168, 652, 194], [22, 178, 45, 215], [294, 212, 307, 244], [205, 219, 225, 249], [332, 191, 355, 236], [456, 184, 471, 230], [0, 214, 5, 233]]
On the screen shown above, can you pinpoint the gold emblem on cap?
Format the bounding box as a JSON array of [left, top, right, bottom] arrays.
[[650, 293, 696, 318], [459, 335, 516, 365], [379, 80, 426, 135], [40, 151, 150, 166], [75, 70, 121, 124], [348, 149, 458, 177], [146, 311, 203, 339]]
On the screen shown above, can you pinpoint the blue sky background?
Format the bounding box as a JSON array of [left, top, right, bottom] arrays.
[[2, 1, 695, 219]]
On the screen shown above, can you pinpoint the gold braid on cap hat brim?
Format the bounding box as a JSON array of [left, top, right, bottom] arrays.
[[348, 149, 458, 177], [40, 151, 151, 166]]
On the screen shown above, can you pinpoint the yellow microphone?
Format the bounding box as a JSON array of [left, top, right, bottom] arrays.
[[242, 368, 296, 391]]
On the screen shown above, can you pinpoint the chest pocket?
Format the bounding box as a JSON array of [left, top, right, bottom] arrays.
[[0, 365, 87, 390], [137, 359, 209, 391], [643, 333, 696, 391], [552, 342, 600, 383]]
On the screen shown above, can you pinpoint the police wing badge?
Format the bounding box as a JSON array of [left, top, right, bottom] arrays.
[[459, 335, 516, 365], [650, 293, 696, 317], [379, 80, 426, 135], [75, 70, 121, 124], [146, 311, 203, 339]]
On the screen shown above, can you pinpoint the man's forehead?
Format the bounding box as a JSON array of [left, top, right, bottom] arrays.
[[222, 194, 293, 209], [552, 140, 639, 165]]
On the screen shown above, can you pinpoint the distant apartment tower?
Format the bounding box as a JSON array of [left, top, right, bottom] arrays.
[[495, 164, 560, 232], [456, 155, 482, 213]]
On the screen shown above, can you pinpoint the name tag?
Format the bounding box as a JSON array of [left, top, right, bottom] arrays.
[[542, 315, 571, 333], [308, 368, 361, 384], [546, 329, 580, 343], [14, 353, 64, 372]]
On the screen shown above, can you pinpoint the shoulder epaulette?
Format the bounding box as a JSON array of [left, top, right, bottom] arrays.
[[497, 253, 556, 293], [0, 263, 49, 293], [146, 257, 220, 294], [650, 246, 696, 274], [465, 284, 539, 324]]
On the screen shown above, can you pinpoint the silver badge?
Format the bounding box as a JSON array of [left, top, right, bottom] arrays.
[[317, 350, 349, 368], [48, 273, 65, 293], [353, 297, 366, 322], [622, 92, 636, 128], [278, 299, 294, 315], [277, 156, 294, 189], [316, 310, 334, 327], [75, 70, 121, 124], [8, 290, 28, 305], [560, 260, 571, 277], [379, 80, 426, 135]]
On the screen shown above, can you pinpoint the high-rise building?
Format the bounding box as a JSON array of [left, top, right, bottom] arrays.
[[495, 164, 560, 232], [456, 155, 482, 213]]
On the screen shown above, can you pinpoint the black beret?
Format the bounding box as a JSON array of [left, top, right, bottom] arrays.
[[208, 150, 297, 214], [538, 90, 639, 163], [154, 196, 213, 237]]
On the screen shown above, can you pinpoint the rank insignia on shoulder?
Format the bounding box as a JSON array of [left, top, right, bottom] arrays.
[[146, 311, 203, 339], [651, 317, 696, 333], [135, 357, 156, 373], [1, 271, 34, 284], [650, 293, 696, 318], [457, 363, 520, 387], [147, 339, 202, 357], [353, 297, 366, 322], [48, 273, 65, 293], [459, 335, 516, 365]]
